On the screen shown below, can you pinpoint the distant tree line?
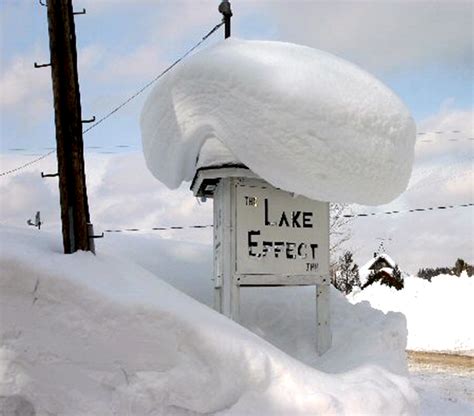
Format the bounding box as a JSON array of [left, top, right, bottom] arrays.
[[417, 258, 473, 281]]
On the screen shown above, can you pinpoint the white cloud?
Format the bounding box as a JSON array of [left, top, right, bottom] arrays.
[[0, 169, 60, 228], [0, 151, 213, 243], [97, 45, 167, 82], [77, 1, 223, 85], [349, 105, 473, 272], [269, 0, 473, 72], [0, 52, 52, 122]]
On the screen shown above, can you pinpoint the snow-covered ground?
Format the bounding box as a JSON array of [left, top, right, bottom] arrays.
[[1, 226, 473, 414], [349, 275, 474, 355], [0, 225, 418, 415]]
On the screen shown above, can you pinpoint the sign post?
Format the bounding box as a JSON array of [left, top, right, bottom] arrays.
[[192, 169, 332, 354]]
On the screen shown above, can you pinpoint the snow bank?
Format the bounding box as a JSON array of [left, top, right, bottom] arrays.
[[0, 226, 418, 415], [141, 39, 416, 205], [100, 232, 410, 377], [349, 275, 474, 355]]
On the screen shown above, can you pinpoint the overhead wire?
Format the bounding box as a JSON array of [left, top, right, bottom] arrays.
[[0, 150, 56, 177], [98, 203, 473, 233], [3, 132, 472, 160], [0, 20, 224, 177], [82, 21, 224, 135]]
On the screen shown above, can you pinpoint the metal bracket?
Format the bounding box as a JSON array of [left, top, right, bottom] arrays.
[[27, 211, 42, 230], [214, 275, 223, 288], [34, 62, 51, 68], [89, 232, 104, 239], [82, 116, 96, 123], [73, 8, 86, 15], [87, 223, 103, 255], [41, 172, 58, 178]]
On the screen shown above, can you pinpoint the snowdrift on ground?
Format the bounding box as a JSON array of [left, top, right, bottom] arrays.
[[0, 226, 418, 415], [349, 275, 474, 355], [100, 232, 410, 376], [141, 39, 416, 205]]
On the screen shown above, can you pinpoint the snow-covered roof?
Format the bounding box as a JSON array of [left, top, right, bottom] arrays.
[[141, 39, 416, 205], [359, 253, 397, 285], [195, 137, 241, 170]]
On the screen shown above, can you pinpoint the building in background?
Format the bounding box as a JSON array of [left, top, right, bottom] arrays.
[[359, 252, 404, 290]]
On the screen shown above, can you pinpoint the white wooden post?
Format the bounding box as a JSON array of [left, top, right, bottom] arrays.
[[212, 184, 223, 313], [316, 284, 331, 354], [213, 177, 240, 321]]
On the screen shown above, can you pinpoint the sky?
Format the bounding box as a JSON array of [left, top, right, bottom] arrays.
[[0, 0, 473, 273]]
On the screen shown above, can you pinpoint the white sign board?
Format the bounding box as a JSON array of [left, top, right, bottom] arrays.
[[235, 179, 329, 278]]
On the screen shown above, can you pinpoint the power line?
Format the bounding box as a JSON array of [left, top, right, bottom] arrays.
[[417, 130, 470, 136], [99, 203, 473, 233], [82, 21, 224, 135], [4, 145, 137, 154], [104, 225, 214, 233], [0, 150, 56, 177], [342, 202, 473, 218], [0, 20, 224, 178], [3, 133, 472, 159], [418, 137, 473, 143]]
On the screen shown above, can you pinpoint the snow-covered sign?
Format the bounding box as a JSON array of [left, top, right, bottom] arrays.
[[235, 179, 329, 280], [201, 171, 332, 354], [141, 38, 416, 356]]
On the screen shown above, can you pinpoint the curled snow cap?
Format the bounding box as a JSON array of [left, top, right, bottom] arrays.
[[141, 39, 416, 205]]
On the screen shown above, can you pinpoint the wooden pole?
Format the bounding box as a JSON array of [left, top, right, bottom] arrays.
[[46, 0, 91, 253]]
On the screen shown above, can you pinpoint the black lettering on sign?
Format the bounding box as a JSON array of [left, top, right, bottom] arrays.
[[297, 243, 307, 259], [279, 212, 290, 227], [264, 199, 276, 226], [310, 243, 318, 259], [245, 196, 258, 207], [303, 212, 313, 228], [306, 262, 319, 272], [274, 241, 284, 258], [262, 241, 272, 257], [286, 242, 296, 259], [248, 230, 260, 257], [292, 211, 301, 228], [264, 198, 315, 229]]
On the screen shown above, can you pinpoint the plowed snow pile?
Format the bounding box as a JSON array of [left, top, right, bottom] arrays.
[[0, 226, 418, 415], [141, 39, 416, 205], [349, 275, 474, 355]]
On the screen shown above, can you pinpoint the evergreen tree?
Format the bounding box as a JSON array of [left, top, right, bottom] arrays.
[[332, 250, 360, 294], [453, 258, 466, 276]]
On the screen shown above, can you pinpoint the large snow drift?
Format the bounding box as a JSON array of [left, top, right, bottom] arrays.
[[350, 275, 474, 355], [141, 39, 416, 205], [0, 226, 418, 415]]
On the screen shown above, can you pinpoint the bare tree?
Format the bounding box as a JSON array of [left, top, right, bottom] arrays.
[[329, 203, 357, 290], [329, 203, 353, 259]]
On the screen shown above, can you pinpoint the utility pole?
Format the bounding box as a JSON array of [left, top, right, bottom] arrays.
[[218, 0, 232, 39], [45, 0, 93, 254]]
